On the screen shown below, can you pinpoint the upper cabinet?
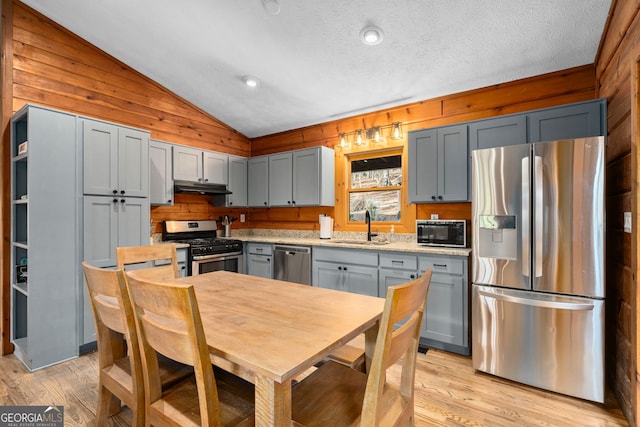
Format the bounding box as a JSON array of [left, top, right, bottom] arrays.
[[408, 124, 468, 203], [409, 99, 606, 204], [248, 155, 269, 207], [293, 147, 335, 206], [249, 146, 335, 208], [227, 155, 248, 207], [269, 152, 293, 206], [469, 114, 527, 150], [83, 118, 149, 198], [149, 140, 174, 206], [173, 145, 228, 185], [527, 99, 606, 143]]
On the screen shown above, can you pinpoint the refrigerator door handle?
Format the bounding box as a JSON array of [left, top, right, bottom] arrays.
[[521, 157, 530, 277], [534, 155, 543, 278], [477, 289, 595, 311]]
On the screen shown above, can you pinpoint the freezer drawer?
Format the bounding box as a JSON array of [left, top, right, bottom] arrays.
[[472, 285, 604, 403]]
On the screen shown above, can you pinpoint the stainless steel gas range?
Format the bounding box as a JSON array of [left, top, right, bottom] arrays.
[[162, 220, 243, 276]]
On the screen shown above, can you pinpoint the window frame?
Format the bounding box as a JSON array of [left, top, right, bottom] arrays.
[[346, 149, 404, 224]]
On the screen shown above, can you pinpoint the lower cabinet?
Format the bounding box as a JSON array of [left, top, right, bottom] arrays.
[[246, 242, 273, 279], [312, 246, 470, 355], [312, 247, 378, 297], [177, 247, 187, 277], [419, 255, 469, 355]]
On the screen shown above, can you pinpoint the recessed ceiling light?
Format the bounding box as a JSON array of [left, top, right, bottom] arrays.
[[360, 25, 384, 45], [263, 0, 280, 15], [242, 75, 260, 88]]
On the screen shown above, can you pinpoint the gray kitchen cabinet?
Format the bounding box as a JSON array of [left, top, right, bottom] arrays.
[[149, 139, 174, 205], [83, 196, 150, 269], [269, 152, 293, 206], [293, 146, 335, 206], [469, 114, 527, 150], [528, 99, 606, 143], [248, 155, 269, 207], [227, 155, 248, 207], [408, 124, 468, 203], [312, 247, 378, 296], [249, 146, 335, 208], [173, 145, 228, 185], [177, 247, 188, 277], [82, 118, 149, 198], [378, 252, 418, 297], [246, 242, 273, 279], [10, 104, 79, 371], [418, 254, 469, 355]]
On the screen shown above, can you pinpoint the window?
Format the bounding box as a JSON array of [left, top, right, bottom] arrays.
[[348, 153, 402, 222]]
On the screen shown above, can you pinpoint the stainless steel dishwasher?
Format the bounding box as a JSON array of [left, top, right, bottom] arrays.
[[273, 245, 311, 285]]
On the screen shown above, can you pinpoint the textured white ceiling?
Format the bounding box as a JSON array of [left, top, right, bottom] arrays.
[[20, 0, 611, 138]]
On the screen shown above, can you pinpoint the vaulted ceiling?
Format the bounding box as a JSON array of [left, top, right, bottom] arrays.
[[20, 0, 611, 138]]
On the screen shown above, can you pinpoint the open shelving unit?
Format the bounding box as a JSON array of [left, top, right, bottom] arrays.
[[10, 105, 79, 371]]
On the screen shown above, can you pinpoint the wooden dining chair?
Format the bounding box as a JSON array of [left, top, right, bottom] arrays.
[[126, 270, 255, 427], [82, 262, 192, 427], [116, 244, 179, 280], [291, 268, 432, 427]]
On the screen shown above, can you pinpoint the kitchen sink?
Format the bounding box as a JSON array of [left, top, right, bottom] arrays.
[[331, 239, 389, 246]]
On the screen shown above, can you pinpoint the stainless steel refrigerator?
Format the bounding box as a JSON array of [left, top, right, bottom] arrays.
[[471, 136, 605, 403]]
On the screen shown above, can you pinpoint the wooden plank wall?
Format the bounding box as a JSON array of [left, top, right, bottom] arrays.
[[251, 66, 596, 233], [596, 0, 640, 424]]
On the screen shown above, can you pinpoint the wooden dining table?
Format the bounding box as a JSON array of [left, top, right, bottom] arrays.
[[170, 270, 386, 427]]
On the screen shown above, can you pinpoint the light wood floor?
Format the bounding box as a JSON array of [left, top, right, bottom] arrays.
[[0, 349, 628, 426]]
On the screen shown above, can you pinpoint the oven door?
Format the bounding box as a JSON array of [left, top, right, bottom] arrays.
[[192, 253, 244, 275]]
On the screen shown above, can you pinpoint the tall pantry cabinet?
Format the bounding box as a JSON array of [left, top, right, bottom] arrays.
[[81, 118, 150, 345], [10, 105, 79, 371]]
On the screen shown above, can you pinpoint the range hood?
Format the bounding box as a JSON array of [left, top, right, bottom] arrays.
[[173, 180, 232, 195]]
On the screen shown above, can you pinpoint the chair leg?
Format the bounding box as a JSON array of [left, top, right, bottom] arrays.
[[96, 386, 121, 425]]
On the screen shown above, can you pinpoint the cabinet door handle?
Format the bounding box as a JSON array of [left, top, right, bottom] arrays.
[[410, 274, 415, 279], [113, 189, 118, 194], [338, 266, 342, 270], [287, 201, 291, 205], [431, 195, 436, 200], [292, 201, 296, 205], [120, 190, 125, 195], [204, 178, 209, 182], [437, 195, 443, 200], [264, 201, 268, 205], [120, 199, 125, 203], [168, 199, 172, 203], [343, 266, 348, 271], [433, 263, 447, 268], [112, 198, 118, 203], [392, 260, 404, 265]]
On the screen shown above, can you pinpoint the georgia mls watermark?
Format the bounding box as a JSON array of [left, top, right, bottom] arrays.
[[0, 406, 63, 427]]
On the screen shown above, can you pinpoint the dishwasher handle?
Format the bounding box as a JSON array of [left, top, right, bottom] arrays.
[[273, 245, 311, 255]]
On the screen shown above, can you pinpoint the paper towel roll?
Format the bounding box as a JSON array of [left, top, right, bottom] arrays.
[[319, 216, 334, 239]]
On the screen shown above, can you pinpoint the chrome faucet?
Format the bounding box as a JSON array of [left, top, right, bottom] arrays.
[[365, 210, 377, 241]]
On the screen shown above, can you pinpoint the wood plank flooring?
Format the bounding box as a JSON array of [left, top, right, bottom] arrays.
[[0, 349, 628, 426]]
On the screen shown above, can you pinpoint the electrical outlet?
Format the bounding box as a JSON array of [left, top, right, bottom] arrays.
[[624, 212, 632, 233], [431, 213, 439, 220], [240, 214, 246, 223]]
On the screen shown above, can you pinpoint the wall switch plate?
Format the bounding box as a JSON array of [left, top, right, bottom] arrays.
[[240, 214, 246, 223], [431, 213, 439, 220], [624, 212, 632, 233]]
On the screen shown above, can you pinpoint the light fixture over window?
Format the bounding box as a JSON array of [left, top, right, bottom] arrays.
[[360, 25, 384, 45], [337, 121, 405, 149], [242, 75, 260, 87]]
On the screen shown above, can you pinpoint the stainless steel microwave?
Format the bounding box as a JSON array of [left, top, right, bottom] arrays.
[[416, 219, 468, 247]]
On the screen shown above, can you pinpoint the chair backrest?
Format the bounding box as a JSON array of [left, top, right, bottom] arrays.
[[81, 261, 144, 411], [116, 244, 179, 280], [125, 270, 222, 426], [361, 268, 432, 426]]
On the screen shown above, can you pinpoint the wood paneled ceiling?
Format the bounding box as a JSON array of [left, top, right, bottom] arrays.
[[19, 0, 611, 138]]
